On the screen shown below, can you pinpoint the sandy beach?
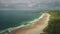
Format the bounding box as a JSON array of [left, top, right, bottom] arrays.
[[9, 13, 50, 34]]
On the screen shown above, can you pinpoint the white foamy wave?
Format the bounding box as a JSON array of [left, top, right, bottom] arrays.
[[28, 13, 45, 24], [0, 13, 45, 34]]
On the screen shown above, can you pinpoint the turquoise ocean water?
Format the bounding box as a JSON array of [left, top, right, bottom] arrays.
[[0, 10, 42, 34]]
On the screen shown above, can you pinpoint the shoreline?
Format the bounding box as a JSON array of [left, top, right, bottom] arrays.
[[0, 13, 45, 34], [9, 13, 50, 34]]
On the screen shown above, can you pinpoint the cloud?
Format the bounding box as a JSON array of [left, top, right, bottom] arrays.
[[0, 0, 60, 10]]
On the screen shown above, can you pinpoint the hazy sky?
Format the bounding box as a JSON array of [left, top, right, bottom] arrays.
[[0, 0, 60, 10]]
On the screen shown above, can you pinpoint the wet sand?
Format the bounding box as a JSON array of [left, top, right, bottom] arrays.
[[9, 13, 50, 34]]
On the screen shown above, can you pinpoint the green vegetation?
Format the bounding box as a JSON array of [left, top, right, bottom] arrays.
[[44, 10, 60, 34]]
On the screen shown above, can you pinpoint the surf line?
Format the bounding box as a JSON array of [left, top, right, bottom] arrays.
[[0, 13, 47, 34]]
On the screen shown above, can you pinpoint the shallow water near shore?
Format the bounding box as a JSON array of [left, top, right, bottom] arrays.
[[0, 10, 42, 34]]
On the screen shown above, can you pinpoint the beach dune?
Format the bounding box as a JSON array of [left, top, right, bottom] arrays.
[[9, 13, 50, 34]]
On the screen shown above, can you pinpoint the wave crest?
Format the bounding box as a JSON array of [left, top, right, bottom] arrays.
[[0, 13, 45, 34]]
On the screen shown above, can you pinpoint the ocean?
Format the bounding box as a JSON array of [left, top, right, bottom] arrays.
[[0, 10, 42, 34]]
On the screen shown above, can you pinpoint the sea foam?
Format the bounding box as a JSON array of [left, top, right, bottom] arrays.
[[0, 13, 45, 34]]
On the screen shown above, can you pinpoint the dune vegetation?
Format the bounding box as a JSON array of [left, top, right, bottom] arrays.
[[43, 10, 60, 34]]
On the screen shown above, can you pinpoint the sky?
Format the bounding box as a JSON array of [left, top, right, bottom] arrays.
[[0, 0, 60, 10]]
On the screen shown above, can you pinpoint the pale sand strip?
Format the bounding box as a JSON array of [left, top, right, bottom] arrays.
[[9, 13, 50, 34]]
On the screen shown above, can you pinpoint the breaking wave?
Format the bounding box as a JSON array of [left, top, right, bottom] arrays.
[[0, 13, 45, 34]]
